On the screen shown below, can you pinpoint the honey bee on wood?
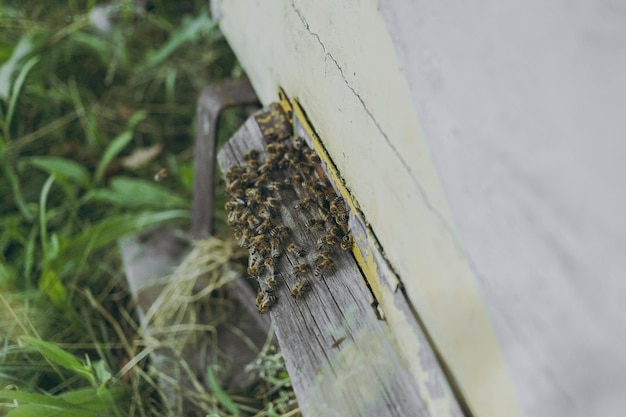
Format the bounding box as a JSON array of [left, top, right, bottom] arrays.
[[335, 211, 349, 227], [286, 242, 306, 257], [292, 263, 310, 277], [265, 181, 283, 192], [314, 253, 334, 276], [256, 290, 276, 314], [269, 225, 289, 240], [225, 165, 244, 181], [263, 197, 280, 208], [255, 219, 273, 234], [263, 257, 275, 270], [294, 197, 315, 211], [266, 274, 278, 290], [266, 143, 278, 153], [261, 153, 281, 171], [254, 171, 271, 185], [247, 262, 264, 279], [317, 233, 338, 250], [304, 218, 326, 230], [304, 150, 320, 165], [293, 135, 306, 150], [225, 179, 243, 195], [284, 173, 303, 186], [290, 278, 310, 299], [245, 215, 261, 229], [243, 149, 260, 162], [224, 199, 245, 211], [340, 233, 353, 251], [270, 237, 281, 258], [257, 207, 272, 220]]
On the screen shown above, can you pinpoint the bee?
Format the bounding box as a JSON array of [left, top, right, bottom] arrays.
[[269, 225, 289, 240], [281, 152, 300, 168], [266, 274, 278, 290], [263, 257, 275, 270], [245, 187, 262, 199], [294, 197, 315, 211], [286, 242, 306, 257], [266, 143, 278, 153], [254, 171, 271, 185], [225, 165, 244, 181], [335, 211, 349, 227], [258, 207, 272, 220], [250, 234, 270, 248], [256, 290, 276, 314], [290, 278, 310, 299], [246, 215, 261, 229], [270, 237, 281, 258], [255, 219, 273, 234], [153, 168, 169, 182], [314, 254, 334, 276], [265, 181, 283, 192], [243, 149, 260, 162], [317, 233, 338, 250], [247, 262, 264, 279], [264, 197, 280, 208], [224, 199, 245, 211], [261, 153, 281, 171], [325, 224, 342, 237], [304, 218, 326, 230], [292, 263, 310, 277], [284, 173, 303, 185], [225, 179, 243, 195], [340, 233, 353, 251], [302, 147, 320, 165], [293, 135, 306, 150]]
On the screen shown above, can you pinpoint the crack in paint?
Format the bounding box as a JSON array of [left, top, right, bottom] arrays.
[[290, 1, 465, 254]]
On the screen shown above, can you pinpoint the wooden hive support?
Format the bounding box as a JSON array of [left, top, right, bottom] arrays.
[[217, 92, 467, 417]]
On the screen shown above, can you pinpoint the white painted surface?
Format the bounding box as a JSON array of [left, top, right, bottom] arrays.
[[216, 0, 525, 415], [379, 1, 626, 416]]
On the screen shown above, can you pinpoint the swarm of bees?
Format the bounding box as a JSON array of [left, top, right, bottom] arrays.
[[224, 104, 352, 314]]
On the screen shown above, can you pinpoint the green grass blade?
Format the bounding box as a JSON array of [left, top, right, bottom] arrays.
[[144, 12, 217, 68], [4, 56, 39, 142], [28, 156, 91, 188], [0, 36, 36, 101], [18, 336, 95, 385], [206, 367, 240, 416], [94, 111, 146, 184], [39, 175, 55, 262], [85, 176, 187, 209], [94, 131, 132, 184]]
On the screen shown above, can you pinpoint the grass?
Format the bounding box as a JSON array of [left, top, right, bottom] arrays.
[[0, 1, 297, 416]]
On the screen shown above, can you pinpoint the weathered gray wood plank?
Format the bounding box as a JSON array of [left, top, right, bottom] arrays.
[[217, 108, 464, 417]]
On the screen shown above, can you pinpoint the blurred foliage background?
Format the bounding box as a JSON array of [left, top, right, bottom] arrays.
[[0, 1, 295, 416]]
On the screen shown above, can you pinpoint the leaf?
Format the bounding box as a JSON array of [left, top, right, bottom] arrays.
[[0, 36, 36, 101], [28, 157, 91, 188], [50, 210, 190, 273], [94, 110, 147, 183], [94, 131, 132, 184], [206, 367, 240, 416], [5, 56, 39, 137], [38, 269, 68, 309], [87, 176, 187, 209], [18, 336, 94, 385], [144, 12, 218, 68]]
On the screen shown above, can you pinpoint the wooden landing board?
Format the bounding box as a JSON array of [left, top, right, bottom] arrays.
[[217, 103, 464, 417]]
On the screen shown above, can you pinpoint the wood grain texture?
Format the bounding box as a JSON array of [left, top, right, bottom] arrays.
[[217, 110, 464, 417]]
